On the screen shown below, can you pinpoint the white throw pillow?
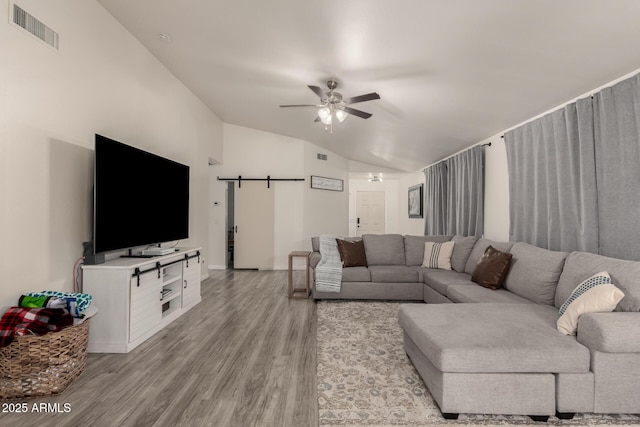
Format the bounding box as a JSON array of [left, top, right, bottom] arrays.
[[422, 241, 455, 270], [557, 271, 625, 335]]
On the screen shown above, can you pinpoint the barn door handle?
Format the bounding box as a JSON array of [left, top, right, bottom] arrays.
[[357, 217, 360, 228]]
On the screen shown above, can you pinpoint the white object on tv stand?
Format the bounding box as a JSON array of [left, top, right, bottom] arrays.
[[82, 247, 202, 353]]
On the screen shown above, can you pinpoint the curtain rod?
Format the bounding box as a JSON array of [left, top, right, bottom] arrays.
[[217, 175, 305, 188], [422, 142, 491, 171]]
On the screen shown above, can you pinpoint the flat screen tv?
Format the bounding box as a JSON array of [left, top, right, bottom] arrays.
[[93, 134, 190, 254]]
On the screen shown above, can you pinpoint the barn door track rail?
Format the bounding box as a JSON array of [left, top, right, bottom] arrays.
[[217, 175, 305, 188]]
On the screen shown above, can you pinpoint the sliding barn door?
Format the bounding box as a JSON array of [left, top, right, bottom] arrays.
[[233, 182, 275, 269]]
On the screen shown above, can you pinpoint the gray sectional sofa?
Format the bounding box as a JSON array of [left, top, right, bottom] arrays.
[[310, 234, 640, 420], [310, 234, 454, 300]]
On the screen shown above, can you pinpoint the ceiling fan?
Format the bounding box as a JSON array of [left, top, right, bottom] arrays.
[[280, 80, 380, 131]]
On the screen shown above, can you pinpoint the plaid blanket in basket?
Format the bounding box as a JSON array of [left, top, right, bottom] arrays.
[[0, 307, 73, 348]]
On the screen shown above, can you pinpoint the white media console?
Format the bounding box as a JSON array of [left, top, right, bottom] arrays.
[[82, 247, 202, 353]]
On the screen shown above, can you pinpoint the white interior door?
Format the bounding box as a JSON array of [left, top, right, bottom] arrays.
[[234, 181, 275, 269], [356, 191, 385, 236]]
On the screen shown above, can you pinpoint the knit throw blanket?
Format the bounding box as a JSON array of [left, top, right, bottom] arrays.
[[315, 236, 342, 293]]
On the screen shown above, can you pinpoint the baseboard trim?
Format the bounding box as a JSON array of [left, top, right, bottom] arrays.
[[208, 264, 227, 270]]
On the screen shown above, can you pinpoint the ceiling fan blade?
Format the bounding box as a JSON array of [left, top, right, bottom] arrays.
[[308, 85, 326, 99], [279, 104, 323, 108], [314, 116, 321, 122], [345, 92, 380, 104], [343, 106, 372, 119]]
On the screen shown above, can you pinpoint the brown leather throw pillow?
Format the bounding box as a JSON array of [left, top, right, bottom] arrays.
[[471, 245, 513, 290], [336, 239, 368, 267]]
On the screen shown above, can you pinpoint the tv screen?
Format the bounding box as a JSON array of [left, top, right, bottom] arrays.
[[94, 134, 189, 254]]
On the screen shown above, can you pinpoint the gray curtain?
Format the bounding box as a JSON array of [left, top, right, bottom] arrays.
[[504, 97, 598, 252], [424, 146, 484, 237], [593, 74, 640, 260], [424, 161, 447, 235], [445, 146, 484, 237]]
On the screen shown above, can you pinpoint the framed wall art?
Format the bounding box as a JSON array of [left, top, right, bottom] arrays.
[[408, 184, 423, 218], [311, 175, 344, 192]]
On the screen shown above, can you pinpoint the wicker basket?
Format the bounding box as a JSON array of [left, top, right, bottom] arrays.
[[0, 319, 90, 399]]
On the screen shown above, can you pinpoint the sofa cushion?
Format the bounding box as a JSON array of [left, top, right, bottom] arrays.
[[363, 234, 406, 265], [336, 238, 368, 267], [423, 269, 474, 296], [577, 312, 640, 353], [404, 235, 452, 266], [557, 272, 624, 335], [368, 265, 418, 283], [503, 242, 569, 305], [450, 235, 478, 272], [555, 251, 640, 312], [447, 285, 536, 304], [341, 266, 371, 282], [398, 303, 590, 373], [464, 239, 514, 274], [471, 246, 513, 290], [422, 241, 455, 270]]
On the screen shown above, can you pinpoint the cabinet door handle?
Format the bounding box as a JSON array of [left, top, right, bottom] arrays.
[[160, 290, 163, 301], [235, 225, 238, 233], [184, 280, 188, 289]]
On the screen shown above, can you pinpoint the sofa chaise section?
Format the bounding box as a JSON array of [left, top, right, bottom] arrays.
[[399, 303, 591, 418]]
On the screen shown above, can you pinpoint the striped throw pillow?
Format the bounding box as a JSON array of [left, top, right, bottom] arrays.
[[422, 241, 455, 270], [557, 271, 625, 335]]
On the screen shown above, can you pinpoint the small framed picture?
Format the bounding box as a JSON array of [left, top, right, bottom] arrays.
[[310, 175, 344, 192], [408, 184, 423, 218]]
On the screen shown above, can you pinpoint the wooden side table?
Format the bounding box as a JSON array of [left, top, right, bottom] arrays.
[[288, 251, 311, 299]]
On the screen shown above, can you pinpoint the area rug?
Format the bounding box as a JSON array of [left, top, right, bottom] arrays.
[[316, 301, 640, 426]]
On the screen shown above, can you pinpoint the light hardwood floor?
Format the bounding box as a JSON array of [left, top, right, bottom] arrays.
[[1, 270, 318, 427]]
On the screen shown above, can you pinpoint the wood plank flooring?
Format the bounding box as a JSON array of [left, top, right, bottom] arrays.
[[1, 270, 318, 427]]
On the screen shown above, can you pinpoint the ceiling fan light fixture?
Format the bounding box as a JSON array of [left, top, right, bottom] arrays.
[[318, 107, 332, 125], [280, 80, 379, 130]]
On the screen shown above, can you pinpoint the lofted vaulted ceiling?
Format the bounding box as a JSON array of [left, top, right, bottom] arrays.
[[97, 0, 640, 172]]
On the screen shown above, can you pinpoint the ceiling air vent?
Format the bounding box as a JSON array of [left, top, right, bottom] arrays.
[[317, 153, 328, 161], [12, 3, 59, 50]]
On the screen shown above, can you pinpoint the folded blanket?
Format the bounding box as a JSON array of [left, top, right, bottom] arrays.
[[315, 235, 342, 293], [0, 307, 73, 348], [26, 291, 92, 317]]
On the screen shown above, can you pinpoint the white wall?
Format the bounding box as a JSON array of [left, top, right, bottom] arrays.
[[482, 136, 510, 241], [303, 142, 349, 245], [397, 171, 427, 236], [209, 124, 348, 270], [0, 0, 223, 309]]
